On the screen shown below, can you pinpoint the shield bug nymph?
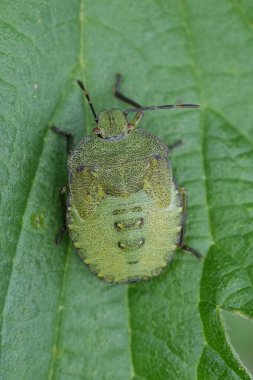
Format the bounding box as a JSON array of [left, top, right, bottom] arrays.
[[51, 74, 201, 284]]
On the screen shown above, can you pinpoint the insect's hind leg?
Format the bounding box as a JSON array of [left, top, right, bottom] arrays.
[[55, 186, 68, 244], [114, 73, 142, 108], [177, 187, 202, 258], [51, 125, 74, 155], [168, 140, 182, 152], [51, 126, 72, 243]]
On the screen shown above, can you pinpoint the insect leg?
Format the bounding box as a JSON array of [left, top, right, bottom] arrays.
[[180, 244, 202, 258], [178, 187, 187, 247], [168, 140, 182, 152], [129, 111, 143, 129], [55, 186, 68, 244], [114, 73, 142, 108], [51, 125, 74, 155], [177, 188, 202, 258]]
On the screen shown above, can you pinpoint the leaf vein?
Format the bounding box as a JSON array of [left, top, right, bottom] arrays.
[[229, 0, 253, 35], [47, 243, 71, 380]]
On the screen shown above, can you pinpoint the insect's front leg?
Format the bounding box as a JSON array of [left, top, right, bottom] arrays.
[[51, 125, 74, 155], [114, 73, 142, 108], [177, 187, 202, 258]]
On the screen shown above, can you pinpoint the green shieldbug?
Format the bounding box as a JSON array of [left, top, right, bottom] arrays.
[[52, 74, 201, 284]]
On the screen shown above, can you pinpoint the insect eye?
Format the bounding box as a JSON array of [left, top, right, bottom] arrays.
[[93, 127, 101, 135], [127, 123, 134, 131]]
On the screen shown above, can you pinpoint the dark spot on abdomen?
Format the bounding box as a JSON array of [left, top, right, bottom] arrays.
[[118, 238, 145, 250], [113, 206, 142, 215]]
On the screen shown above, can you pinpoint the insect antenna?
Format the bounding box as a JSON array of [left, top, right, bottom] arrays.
[[125, 103, 199, 114], [77, 80, 99, 123]]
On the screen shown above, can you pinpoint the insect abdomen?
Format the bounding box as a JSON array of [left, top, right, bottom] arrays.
[[68, 185, 182, 283]]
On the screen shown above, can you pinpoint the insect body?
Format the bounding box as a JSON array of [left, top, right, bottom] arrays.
[[52, 75, 200, 284]]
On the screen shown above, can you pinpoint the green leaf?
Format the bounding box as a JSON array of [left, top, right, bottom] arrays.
[[1, 1, 253, 379]]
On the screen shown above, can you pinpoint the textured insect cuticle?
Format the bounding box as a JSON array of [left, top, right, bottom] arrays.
[[103, 275, 115, 283], [151, 267, 163, 276], [90, 166, 100, 177]]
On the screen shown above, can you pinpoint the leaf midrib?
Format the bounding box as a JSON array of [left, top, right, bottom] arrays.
[[47, 243, 72, 380], [46, 1, 87, 378]]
